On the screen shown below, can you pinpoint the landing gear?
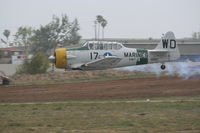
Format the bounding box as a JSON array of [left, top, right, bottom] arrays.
[[161, 64, 166, 70]]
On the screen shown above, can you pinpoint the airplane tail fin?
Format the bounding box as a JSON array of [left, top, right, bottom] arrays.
[[156, 31, 180, 60], [149, 31, 180, 63]]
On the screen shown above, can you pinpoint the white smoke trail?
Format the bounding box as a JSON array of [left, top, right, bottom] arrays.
[[116, 61, 200, 79]]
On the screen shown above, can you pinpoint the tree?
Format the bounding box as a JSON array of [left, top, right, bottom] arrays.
[[68, 18, 81, 44], [30, 14, 81, 54], [0, 52, 3, 59], [192, 32, 197, 39], [96, 15, 104, 40], [101, 19, 107, 40], [3, 29, 10, 40], [16, 52, 49, 74], [30, 25, 55, 54], [94, 20, 97, 40], [14, 27, 33, 46], [14, 27, 33, 54], [198, 32, 200, 39], [96, 15, 107, 40], [3, 29, 10, 45]]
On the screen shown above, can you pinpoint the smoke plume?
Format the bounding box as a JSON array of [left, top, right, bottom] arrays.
[[116, 60, 200, 79]]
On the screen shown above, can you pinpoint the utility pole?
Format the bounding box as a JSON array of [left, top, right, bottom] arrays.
[[94, 21, 97, 41], [198, 24, 200, 39]]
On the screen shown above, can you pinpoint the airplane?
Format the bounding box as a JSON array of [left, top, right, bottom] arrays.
[[49, 31, 180, 70]]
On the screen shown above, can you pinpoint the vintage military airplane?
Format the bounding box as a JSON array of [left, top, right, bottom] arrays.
[[49, 31, 180, 70]]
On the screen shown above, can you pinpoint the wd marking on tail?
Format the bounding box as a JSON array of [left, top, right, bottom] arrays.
[[162, 39, 176, 49]]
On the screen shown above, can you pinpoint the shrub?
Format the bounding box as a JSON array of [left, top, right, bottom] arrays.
[[16, 52, 49, 74]]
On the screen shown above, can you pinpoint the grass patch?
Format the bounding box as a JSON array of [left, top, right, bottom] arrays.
[[54, 107, 63, 111], [8, 123, 23, 127], [9, 71, 161, 86], [27, 128, 35, 131], [0, 100, 200, 133]]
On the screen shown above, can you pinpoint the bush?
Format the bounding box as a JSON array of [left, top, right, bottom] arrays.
[[16, 52, 50, 74], [0, 52, 3, 59]]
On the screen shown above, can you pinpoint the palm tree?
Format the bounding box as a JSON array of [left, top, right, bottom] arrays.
[[101, 19, 107, 40], [3, 29, 10, 45], [94, 20, 97, 40], [96, 15, 104, 40]]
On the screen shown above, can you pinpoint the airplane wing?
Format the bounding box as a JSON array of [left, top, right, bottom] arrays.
[[83, 56, 122, 69]]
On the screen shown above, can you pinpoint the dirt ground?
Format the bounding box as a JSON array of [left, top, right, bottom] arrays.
[[0, 77, 200, 103]]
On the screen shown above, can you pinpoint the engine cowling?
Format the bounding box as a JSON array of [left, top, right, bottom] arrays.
[[55, 48, 67, 69]]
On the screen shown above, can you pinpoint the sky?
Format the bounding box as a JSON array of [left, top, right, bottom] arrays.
[[0, 0, 200, 40]]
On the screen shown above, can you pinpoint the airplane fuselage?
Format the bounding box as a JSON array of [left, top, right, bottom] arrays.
[[65, 42, 148, 70]]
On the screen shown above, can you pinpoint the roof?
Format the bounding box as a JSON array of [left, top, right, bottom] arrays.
[[0, 47, 24, 52], [83, 41, 123, 47], [87, 41, 122, 44]]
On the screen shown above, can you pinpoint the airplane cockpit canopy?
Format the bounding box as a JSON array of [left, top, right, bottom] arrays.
[[83, 41, 123, 50]]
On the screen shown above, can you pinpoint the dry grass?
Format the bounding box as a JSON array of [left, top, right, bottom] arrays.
[[10, 70, 159, 85], [0, 101, 200, 133]]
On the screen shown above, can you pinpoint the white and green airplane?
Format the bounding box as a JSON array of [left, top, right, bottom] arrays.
[[49, 31, 180, 70]]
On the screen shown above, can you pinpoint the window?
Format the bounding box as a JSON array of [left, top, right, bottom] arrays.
[[103, 43, 108, 50], [108, 43, 112, 50], [89, 43, 94, 50], [117, 44, 122, 49], [86, 42, 123, 50], [113, 44, 117, 50], [99, 43, 103, 50], [94, 44, 99, 50]]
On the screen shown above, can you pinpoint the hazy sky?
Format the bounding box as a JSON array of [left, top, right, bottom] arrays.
[[0, 0, 200, 39]]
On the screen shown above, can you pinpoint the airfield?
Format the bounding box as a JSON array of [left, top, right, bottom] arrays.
[[1, 75, 200, 102], [0, 67, 200, 133], [0, 37, 200, 132]]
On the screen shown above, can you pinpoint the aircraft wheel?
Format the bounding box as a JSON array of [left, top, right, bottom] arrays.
[[161, 64, 166, 70]]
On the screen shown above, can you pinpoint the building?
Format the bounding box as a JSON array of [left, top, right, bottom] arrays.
[[0, 47, 25, 64]]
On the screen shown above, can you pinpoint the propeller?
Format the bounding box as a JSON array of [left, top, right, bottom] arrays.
[[49, 54, 55, 72]]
